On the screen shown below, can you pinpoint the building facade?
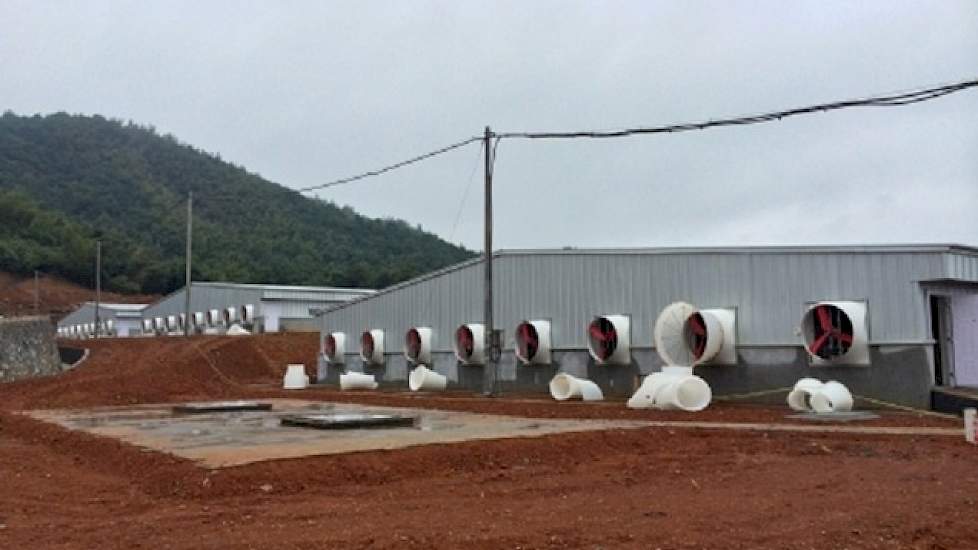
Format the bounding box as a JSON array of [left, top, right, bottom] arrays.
[[142, 282, 374, 334], [58, 303, 148, 338], [316, 245, 978, 407]]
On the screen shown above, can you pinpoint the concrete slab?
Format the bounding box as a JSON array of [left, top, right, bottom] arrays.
[[172, 401, 273, 414], [23, 399, 648, 468]]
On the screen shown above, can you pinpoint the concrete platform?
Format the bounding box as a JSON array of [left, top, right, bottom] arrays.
[[23, 399, 647, 468]]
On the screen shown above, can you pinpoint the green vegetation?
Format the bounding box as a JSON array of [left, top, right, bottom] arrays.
[[0, 112, 473, 294]]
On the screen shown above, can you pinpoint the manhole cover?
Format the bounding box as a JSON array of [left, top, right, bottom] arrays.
[[786, 411, 880, 422], [280, 413, 417, 430], [172, 401, 274, 414]]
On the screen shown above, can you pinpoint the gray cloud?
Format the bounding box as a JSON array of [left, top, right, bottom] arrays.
[[2, 0, 975, 250]]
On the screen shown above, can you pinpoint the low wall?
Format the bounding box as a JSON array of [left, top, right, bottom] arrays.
[[317, 345, 934, 408], [0, 316, 64, 382]]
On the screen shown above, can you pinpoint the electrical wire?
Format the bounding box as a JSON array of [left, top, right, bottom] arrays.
[[296, 77, 976, 192], [447, 140, 485, 244], [297, 136, 482, 193], [497, 78, 978, 139]]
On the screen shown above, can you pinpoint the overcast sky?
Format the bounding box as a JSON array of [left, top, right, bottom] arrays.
[[2, 1, 976, 251]]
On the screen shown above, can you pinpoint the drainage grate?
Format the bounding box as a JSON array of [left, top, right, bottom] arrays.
[[172, 401, 274, 414], [280, 413, 417, 430]]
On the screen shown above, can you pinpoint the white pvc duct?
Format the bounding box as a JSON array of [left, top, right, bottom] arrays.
[[787, 378, 854, 413], [654, 302, 737, 366], [409, 365, 448, 392], [810, 381, 854, 413], [323, 332, 346, 364], [283, 364, 309, 390], [454, 323, 485, 365], [787, 378, 824, 411], [340, 372, 379, 390], [515, 319, 552, 365], [549, 373, 604, 401], [627, 366, 712, 412], [587, 314, 631, 366], [360, 329, 385, 365], [404, 326, 433, 365]]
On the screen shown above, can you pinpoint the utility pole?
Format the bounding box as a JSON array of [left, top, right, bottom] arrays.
[[184, 191, 193, 338], [33, 270, 39, 315], [482, 126, 496, 396], [94, 240, 101, 338]]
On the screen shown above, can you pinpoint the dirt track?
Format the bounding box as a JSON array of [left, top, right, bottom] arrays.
[[1, 335, 975, 549]]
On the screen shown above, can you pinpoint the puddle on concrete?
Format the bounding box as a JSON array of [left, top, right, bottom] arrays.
[[23, 399, 648, 468]]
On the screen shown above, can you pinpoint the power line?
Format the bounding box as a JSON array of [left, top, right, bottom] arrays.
[[297, 77, 977, 193], [447, 140, 485, 244], [497, 78, 978, 139], [297, 136, 482, 193]]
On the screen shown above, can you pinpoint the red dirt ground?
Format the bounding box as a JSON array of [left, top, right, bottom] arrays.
[[1, 334, 975, 549], [0, 271, 157, 319]]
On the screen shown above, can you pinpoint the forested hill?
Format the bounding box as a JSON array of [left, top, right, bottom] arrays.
[[0, 112, 473, 294]]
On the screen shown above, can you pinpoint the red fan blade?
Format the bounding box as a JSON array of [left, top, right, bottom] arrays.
[[809, 331, 832, 354], [816, 306, 832, 331], [589, 324, 608, 342], [689, 315, 706, 336], [835, 331, 854, 344]]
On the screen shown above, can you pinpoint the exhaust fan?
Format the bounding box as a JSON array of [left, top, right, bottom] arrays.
[[240, 304, 255, 324], [166, 315, 178, 332], [801, 301, 869, 365], [192, 312, 206, 327], [515, 320, 552, 365], [587, 315, 630, 365], [154, 317, 165, 332], [454, 323, 485, 365], [142, 319, 153, 333], [323, 332, 346, 364], [207, 309, 222, 326], [404, 327, 433, 365], [654, 302, 737, 366], [224, 306, 238, 326], [360, 329, 385, 365]]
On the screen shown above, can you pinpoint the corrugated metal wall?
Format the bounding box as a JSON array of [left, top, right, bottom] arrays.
[[319, 248, 977, 351], [142, 285, 264, 319]]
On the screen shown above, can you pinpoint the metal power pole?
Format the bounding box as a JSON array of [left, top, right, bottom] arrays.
[[482, 126, 496, 396], [184, 191, 193, 337], [94, 240, 101, 338]]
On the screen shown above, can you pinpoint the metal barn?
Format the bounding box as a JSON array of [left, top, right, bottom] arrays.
[[58, 303, 148, 338], [316, 245, 978, 408], [142, 282, 374, 334]]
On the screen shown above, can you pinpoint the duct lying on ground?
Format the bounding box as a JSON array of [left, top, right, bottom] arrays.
[[283, 364, 309, 390], [786, 378, 853, 413], [627, 366, 712, 412], [409, 365, 447, 392], [549, 373, 603, 401], [340, 372, 379, 390]]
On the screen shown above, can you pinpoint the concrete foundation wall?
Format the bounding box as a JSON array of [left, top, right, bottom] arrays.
[[0, 316, 63, 382], [318, 344, 933, 408]]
